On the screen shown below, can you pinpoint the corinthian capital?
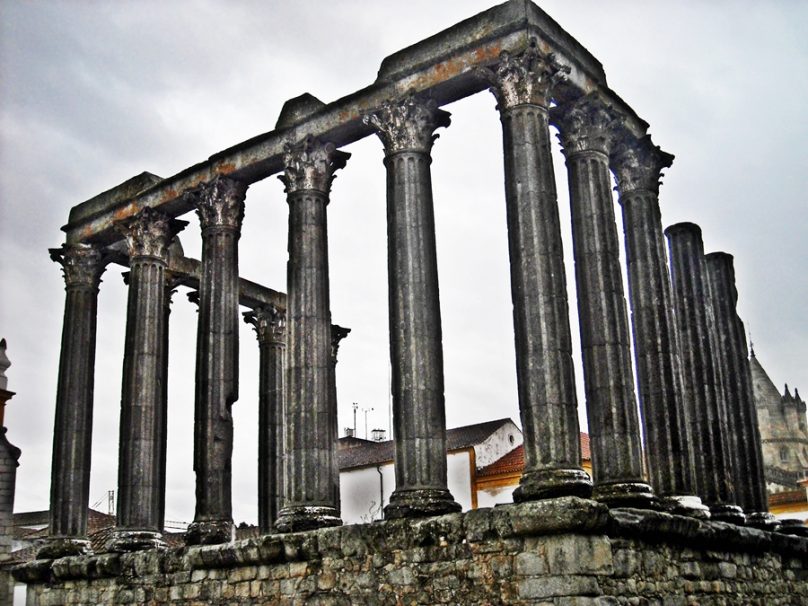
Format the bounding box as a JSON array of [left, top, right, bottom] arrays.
[[49, 243, 105, 290], [363, 93, 451, 154], [611, 135, 674, 196], [186, 176, 248, 230], [477, 39, 570, 110], [279, 136, 350, 195], [115, 207, 187, 260], [243, 304, 286, 345], [550, 94, 622, 157]]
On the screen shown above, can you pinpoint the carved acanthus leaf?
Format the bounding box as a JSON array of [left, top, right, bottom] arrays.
[[115, 207, 185, 260], [186, 177, 248, 230], [49, 243, 104, 290], [611, 135, 674, 196], [551, 94, 623, 156], [278, 136, 350, 194], [243, 304, 286, 345], [476, 39, 570, 110], [363, 93, 451, 154]]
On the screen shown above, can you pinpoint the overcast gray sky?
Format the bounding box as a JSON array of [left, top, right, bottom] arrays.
[[1, 0, 806, 527]]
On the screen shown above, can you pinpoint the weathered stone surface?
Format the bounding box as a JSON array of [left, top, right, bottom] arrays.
[[108, 209, 185, 552], [365, 94, 460, 520], [611, 135, 706, 517], [184, 177, 249, 545], [705, 253, 772, 525], [665, 223, 744, 524], [486, 41, 591, 503], [552, 94, 653, 508], [275, 137, 348, 533], [40, 244, 106, 559], [15, 500, 808, 605], [244, 305, 286, 534]]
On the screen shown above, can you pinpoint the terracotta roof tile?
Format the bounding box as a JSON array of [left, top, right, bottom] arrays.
[[769, 489, 807, 506], [338, 418, 515, 470]]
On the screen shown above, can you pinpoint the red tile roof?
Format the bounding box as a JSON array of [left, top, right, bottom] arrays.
[[338, 418, 516, 470], [477, 433, 591, 478]]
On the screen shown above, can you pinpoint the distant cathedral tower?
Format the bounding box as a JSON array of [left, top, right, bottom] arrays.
[[749, 348, 808, 493]]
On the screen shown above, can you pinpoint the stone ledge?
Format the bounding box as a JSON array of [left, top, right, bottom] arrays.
[[608, 507, 808, 558], [14, 497, 808, 585]]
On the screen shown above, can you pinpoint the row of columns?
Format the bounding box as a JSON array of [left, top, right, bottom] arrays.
[[41, 41, 778, 556]]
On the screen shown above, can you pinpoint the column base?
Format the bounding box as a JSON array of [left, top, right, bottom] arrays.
[[593, 481, 656, 509], [185, 518, 234, 545], [745, 511, 779, 531], [709, 504, 746, 525], [274, 506, 342, 533], [36, 536, 92, 559], [513, 467, 593, 502], [776, 518, 808, 537], [658, 495, 711, 520], [106, 529, 167, 552], [384, 488, 461, 520]]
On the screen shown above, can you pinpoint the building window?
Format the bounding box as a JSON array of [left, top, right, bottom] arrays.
[[780, 447, 790, 462]]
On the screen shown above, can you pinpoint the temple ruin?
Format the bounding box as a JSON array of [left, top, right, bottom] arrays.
[[13, 1, 807, 603]]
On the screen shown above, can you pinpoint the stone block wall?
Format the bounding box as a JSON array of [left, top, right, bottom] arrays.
[[14, 497, 808, 605]]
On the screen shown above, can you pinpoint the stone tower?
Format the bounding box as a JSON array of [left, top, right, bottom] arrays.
[[750, 349, 808, 492]]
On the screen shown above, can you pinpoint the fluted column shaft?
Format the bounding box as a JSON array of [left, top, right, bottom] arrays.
[[329, 325, 350, 512], [666, 223, 744, 523], [109, 209, 185, 551], [275, 136, 348, 533], [478, 42, 590, 501], [185, 177, 247, 545], [365, 95, 460, 519], [244, 305, 286, 534], [40, 244, 105, 558], [552, 96, 653, 507], [612, 138, 707, 516], [705, 252, 774, 527]]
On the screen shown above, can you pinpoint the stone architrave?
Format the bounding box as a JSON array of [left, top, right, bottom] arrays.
[[364, 94, 461, 519], [665, 223, 744, 524], [476, 40, 591, 501], [611, 135, 708, 518], [705, 252, 776, 529], [243, 304, 286, 534], [184, 177, 248, 545], [39, 244, 105, 558], [275, 136, 349, 533], [107, 209, 185, 551], [551, 95, 654, 508]]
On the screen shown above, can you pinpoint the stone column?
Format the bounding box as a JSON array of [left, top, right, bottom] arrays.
[[107, 208, 185, 551], [665, 223, 745, 523], [329, 324, 350, 511], [611, 136, 707, 517], [275, 136, 348, 533], [243, 304, 286, 534], [39, 243, 105, 558], [185, 177, 248, 545], [705, 252, 776, 529], [476, 42, 591, 501], [158, 271, 183, 533], [551, 95, 654, 507], [364, 94, 461, 519]]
